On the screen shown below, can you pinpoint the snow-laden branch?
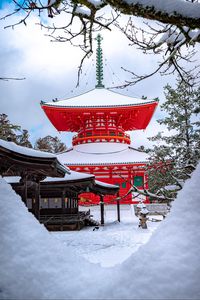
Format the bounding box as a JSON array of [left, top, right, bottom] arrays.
[[130, 185, 174, 202], [107, 0, 200, 28], [2, 0, 200, 86]]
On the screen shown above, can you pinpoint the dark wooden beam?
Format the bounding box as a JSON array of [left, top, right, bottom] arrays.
[[117, 192, 120, 222], [77, 195, 81, 230], [34, 182, 40, 221], [61, 189, 66, 231], [21, 175, 28, 206], [100, 194, 104, 225]]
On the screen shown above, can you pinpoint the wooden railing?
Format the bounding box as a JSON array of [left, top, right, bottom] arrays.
[[72, 131, 131, 145], [40, 210, 90, 225]]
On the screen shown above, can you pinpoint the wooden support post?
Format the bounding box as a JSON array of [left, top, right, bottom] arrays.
[[100, 194, 104, 225], [35, 182, 40, 221], [117, 192, 120, 222], [22, 176, 28, 206], [77, 196, 79, 213], [61, 189, 65, 231], [77, 208, 80, 230], [77, 194, 81, 230]]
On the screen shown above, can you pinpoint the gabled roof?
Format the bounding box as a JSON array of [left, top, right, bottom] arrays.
[[0, 139, 69, 178]]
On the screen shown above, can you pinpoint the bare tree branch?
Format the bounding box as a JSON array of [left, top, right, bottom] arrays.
[[0, 77, 25, 81], [1, 0, 200, 86]]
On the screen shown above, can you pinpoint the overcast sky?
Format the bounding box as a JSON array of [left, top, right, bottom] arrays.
[[0, 2, 177, 149]]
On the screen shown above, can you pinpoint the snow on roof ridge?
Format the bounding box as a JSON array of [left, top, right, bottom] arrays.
[[44, 100, 157, 108], [64, 161, 147, 166], [43, 87, 158, 108], [60, 87, 158, 103], [75, 147, 128, 155]]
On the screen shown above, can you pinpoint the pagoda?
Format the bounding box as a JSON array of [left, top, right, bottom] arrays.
[[41, 34, 158, 205]]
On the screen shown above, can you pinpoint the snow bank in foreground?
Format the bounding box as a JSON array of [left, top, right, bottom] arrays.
[[0, 177, 95, 299], [1, 164, 200, 299], [98, 164, 200, 299]]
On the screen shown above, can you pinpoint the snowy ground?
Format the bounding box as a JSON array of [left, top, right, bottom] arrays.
[[53, 205, 163, 267], [1, 164, 200, 299]]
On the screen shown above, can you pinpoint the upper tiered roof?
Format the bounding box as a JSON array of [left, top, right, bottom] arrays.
[[42, 88, 157, 108], [41, 88, 158, 133]]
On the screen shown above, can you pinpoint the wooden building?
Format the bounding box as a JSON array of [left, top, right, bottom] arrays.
[[1, 139, 119, 230], [0, 138, 68, 219]]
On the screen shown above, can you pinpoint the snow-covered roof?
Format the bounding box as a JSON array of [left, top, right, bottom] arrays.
[[0, 139, 55, 159], [95, 180, 119, 189], [4, 171, 94, 183], [58, 142, 149, 165], [43, 171, 94, 182], [0, 139, 70, 174], [43, 88, 157, 108]]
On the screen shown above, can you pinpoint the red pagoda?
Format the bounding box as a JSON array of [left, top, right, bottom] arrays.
[[41, 34, 158, 205]]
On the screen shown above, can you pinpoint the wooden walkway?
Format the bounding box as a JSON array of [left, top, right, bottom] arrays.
[[39, 210, 91, 231]]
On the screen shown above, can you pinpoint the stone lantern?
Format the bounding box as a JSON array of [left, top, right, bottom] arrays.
[[138, 207, 149, 229]]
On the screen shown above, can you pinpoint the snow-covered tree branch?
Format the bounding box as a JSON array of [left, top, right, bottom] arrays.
[[107, 0, 200, 29], [2, 0, 200, 85]]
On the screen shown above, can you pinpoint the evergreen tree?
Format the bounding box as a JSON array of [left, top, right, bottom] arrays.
[[16, 129, 32, 148], [0, 113, 32, 148], [0, 113, 21, 142], [34, 135, 67, 153], [148, 77, 200, 200]]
